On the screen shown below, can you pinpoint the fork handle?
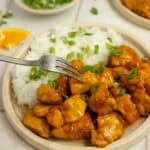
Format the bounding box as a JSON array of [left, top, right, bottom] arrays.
[[0, 55, 39, 66]]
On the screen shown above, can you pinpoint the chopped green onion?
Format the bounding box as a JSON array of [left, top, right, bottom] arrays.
[[48, 79, 56, 88], [0, 20, 7, 26], [90, 85, 98, 93], [119, 89, 126, 96], [61, 36, 68, 45], [66, 52, 75, 60], [68, 31, 77, 38], [29, 67, 48, 81], [77, 52, 83, 60], [49, 38, 56, 43], [81, 94, 89, 101], [128, 68, 137, 80], [82, 62, 104, 74], [94, 45, 99, 54], [112, 82, 120, 88], [84, 32, 93, 36], [117, 71, 124, 77], [68, 40, 75, 46], [90, 7, 98, 15], [49, 47, 55, 54], [107, 37, 112, 42], [2, 12, 13, 18], [105, 43, 123, 56], [81, 45, 90, 54]]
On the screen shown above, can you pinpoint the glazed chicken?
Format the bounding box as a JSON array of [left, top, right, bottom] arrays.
[[123, 0, 150, 19], [23, 44, 150, 147], [91, 113, 124, 147]]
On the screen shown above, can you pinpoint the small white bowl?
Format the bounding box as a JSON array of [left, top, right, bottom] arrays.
[[2, 23, 150, 150], [111, 0, 150, 29], [14, 0, 79, 15]]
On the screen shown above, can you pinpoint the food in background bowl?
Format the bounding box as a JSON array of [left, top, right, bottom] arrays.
[[23, 0, 73, 10], [11, 26, 150, 148], [122, 0, 150, 19]]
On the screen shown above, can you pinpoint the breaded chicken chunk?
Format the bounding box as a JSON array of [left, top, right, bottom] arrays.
[[109, 45, 140, 69], [47, 107, 64, 128], [61, 95, 87, 123], [116, 94, 139, 124], [33, 104, 50, 117], [23, 111, 51, 138], [88, 84, 117, 115], [51, 113, 94, 140], [37, 84, 62, 104], [70, 71, 98, 94], [91, 113, 124, 147], [133, 89, 150, 116]]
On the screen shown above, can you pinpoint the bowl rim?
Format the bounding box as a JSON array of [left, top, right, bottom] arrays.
[[14, 0, 79, 15], [2, 23, 150, 150], [111, 0, 150, 29]]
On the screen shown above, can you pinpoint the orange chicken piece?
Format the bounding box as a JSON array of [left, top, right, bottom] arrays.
[[37, 84, 62, 104], [51, 113, 94, 140], [23, 111, 51, 138]]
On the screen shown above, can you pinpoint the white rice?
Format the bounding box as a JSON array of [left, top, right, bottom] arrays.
[[12, 26, 123, 107]]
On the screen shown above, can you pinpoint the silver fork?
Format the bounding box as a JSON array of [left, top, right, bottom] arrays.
[[0, 55, 81, 81]]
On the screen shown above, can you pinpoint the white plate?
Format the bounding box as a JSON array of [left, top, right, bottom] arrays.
[[14, 0, 79, 15], [111, 0, 150, 29], [2, 23, 150, 150]]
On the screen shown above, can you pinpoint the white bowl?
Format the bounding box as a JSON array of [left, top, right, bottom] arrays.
[[14, 0, 79, 15], [2, 23, 150, 150], [111, 0, 150, 29]]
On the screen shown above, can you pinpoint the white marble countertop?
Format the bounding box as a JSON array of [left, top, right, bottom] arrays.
[[0, 0, 150, 150]]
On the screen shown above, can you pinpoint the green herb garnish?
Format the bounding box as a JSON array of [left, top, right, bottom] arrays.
[[2, 12, 13, 18], [68, 31, 77, 38], [77, 52, 83, 60], [82, 62, 104, 74], [119, 89, 126, 96], [68, 40, 75, 46], [117, 71, 124, 77], [66, 52, 75, 60], [112, 82, 120, 88], [90, 85, 98, 93], [90, 7, 98, 15], [49, 38, 56, 43], [105, 43, 123, 56], [107, 37, 112, 42], [48, 79, 56, 88], [84, 32, 93, 36], [30, 67, 48, 81], [81, 45, 90, 54], [128, 68, 137, 80], [0, 20, 7, 26], [49, 47, 55, 54], [94, 45, 99, 54]]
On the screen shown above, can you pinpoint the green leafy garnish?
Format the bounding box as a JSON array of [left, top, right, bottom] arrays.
[[117, 71, 124, 77], [82, 62, 104, 74], [48, 79, 56, 88], [0, 20, 7, 26], [49, 47, 55, 54], [128, 68, 137, 80], [23, 0, 73, 9], [30, 67, 48, 81], [68, 40, 75, 46], [77, 52, 83, 60], [119, 89, 126, 96], [105, 43, 123, 56], [107, 37, 112, 42], [81, 45, 90, 54], [66, 52, 75, 60], [94, 45, 99, 54], [68, 31, 77, 38], [112, 82, 120, 88], [84, 32, 93, 36], [90, 85, 98, 93], [81, 94, 89, 101], [90, 7, 98, 15], [2, 12, 13, 18], [61, 36, 68, 45], [49, 38, 56, 43]]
